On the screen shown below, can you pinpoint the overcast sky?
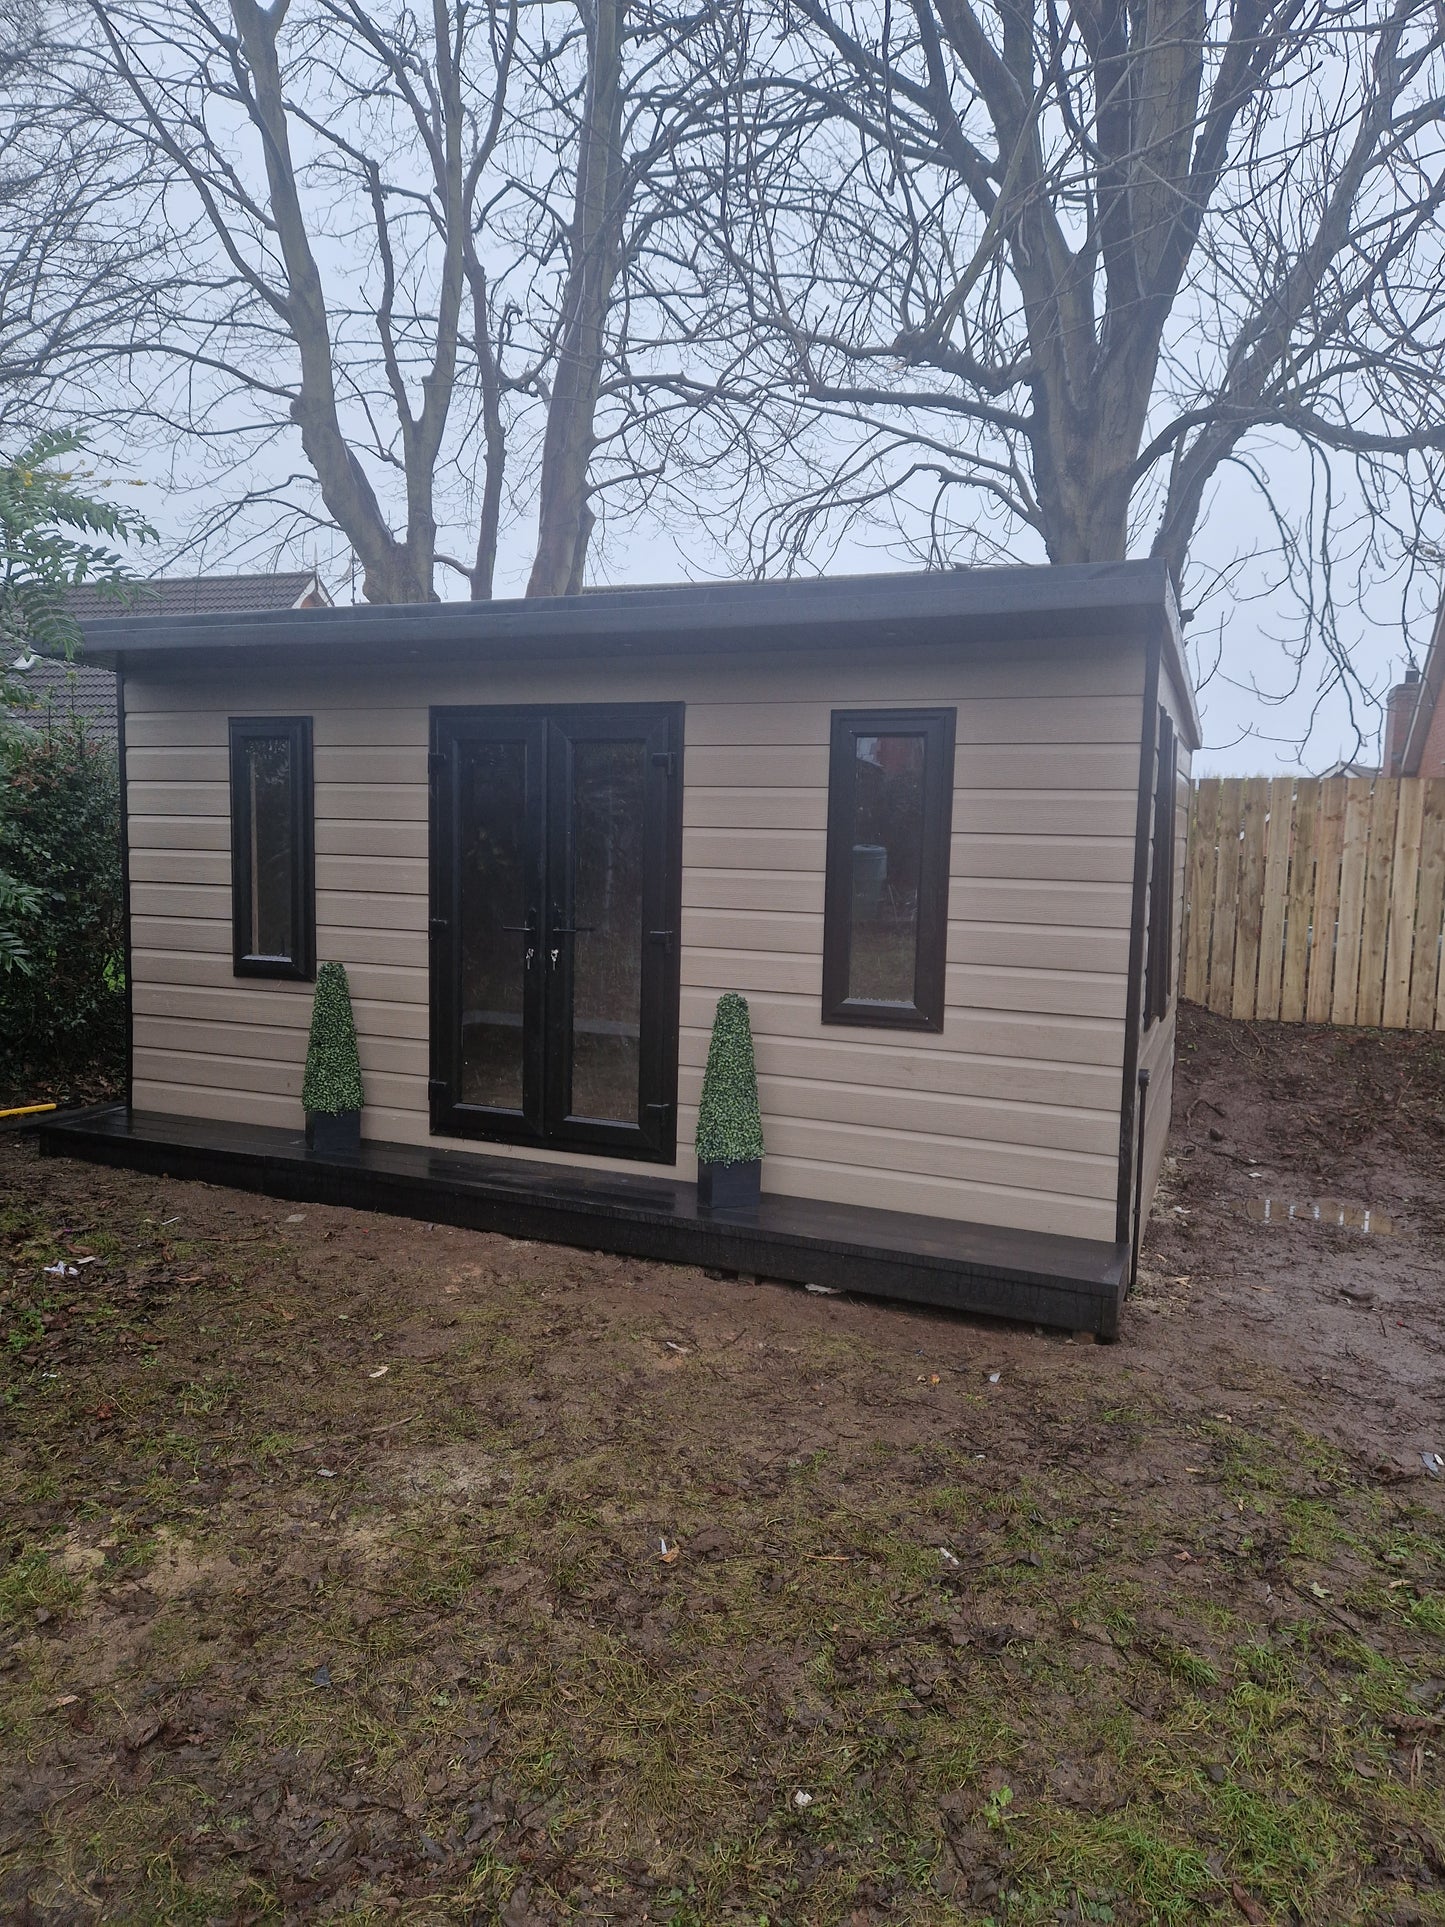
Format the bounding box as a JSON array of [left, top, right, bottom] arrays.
[[107, 410, 1440, 781]]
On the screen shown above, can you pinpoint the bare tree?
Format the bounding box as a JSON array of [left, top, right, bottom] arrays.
[[712, 0, 1445, 616], [0, 2, 165, 438], [81, 0, 523, 604], [70, 0, 752, 602]]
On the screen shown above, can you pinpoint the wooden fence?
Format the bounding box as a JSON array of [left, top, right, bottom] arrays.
[[1181, 776, 1445, 1028]]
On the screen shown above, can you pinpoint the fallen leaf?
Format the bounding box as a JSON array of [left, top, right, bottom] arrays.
[[1230, 1882, 1267, 1924], [369, 1366, 389, 1379]]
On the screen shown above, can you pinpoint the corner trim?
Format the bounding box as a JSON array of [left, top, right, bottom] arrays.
[[117, 655, 134, 1114], [1116, 624, 1162, 1246]]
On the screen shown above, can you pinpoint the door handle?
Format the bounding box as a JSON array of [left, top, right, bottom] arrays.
[[501, 910, 539, 971]]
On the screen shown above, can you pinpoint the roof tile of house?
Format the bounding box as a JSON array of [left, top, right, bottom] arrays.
[[4, 572, 328, 743]]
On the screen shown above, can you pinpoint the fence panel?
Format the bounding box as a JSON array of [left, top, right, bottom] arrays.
[[1182, 775, 1445, 1028]]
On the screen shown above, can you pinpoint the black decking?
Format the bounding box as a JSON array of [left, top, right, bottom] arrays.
[[39, 1106, 1128, 1337]]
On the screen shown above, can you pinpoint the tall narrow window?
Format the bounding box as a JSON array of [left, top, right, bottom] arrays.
[[230, 716, 314, 980], [1144, 707, 1177, 1024], [822, 708, 955, 1031]]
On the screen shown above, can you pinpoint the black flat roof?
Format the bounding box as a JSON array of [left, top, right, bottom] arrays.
[[74, 559, 1197, 744]]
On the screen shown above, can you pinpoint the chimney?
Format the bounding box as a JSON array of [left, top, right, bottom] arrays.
[[1384, 667, 1421, 776]]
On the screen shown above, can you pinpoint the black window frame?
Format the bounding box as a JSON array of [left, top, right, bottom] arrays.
[[229, 715, 315, 981], [1144, 705, 1177, 1026], [428, 702, 684, 1164], [822, 707, 956, 1032]]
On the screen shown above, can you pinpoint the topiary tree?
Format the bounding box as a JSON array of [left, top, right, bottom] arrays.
[[695, 991, 764, 1168], [302, 962, 364, 1117]]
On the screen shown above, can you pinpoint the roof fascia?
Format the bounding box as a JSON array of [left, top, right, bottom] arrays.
[[72, 561, 1175, 672]]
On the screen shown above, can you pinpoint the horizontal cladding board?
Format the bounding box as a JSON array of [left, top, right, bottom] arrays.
[[129, 781, 429, 824], [686, 1030, 1119, 1107], [131, 918, 426, 969], [682, 826, 1134, 883], [679, 907, 1129, 974], [125, 706, 427, 746], [761, 1156, 1115, 1242], [132, 981, 431, 1039], [133, 1014, 421, 1077], [680, 987, 1124, 1065], [134, 1048, 422, 1113], [759, 1115, 1112, 1199], [681, 947, 1126, 1018], [681, 871, 1129, 928], [683, 697, 1143, 747], [130, 816, 427, 861], [129, 814, 230, 853], [133, 948, 426, 1002], [131, 883, 426, 928], [684, 784, 1139, 836], [685, 742, 1139, 791], [129, 850, 429, 893], [127, 745, 427, 786], [750, 1076, 1116, 1155], [123, 645, 1144, 715], [125, 694, 1142, 754]]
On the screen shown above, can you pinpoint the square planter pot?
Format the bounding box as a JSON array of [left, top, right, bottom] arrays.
[[305, 1108, 361, 1155], [696, 1158, 761, 1213]]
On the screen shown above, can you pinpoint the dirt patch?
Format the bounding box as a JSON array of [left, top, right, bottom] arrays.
[[1142, 1007, 1445, 1460], [0, 1005, 1442, 1924]]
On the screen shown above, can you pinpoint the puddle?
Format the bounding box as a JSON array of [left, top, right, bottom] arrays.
[[1245, 1197, 1394, 1234]]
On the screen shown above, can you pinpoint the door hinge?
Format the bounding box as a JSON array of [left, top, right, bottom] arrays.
[[427, 750, 448, 776], [428, 1079, 448, 1099], [429, 916, 450, 936], [647, 927, 675, 951], [644, 1101, 673, 1120], [651, 750, 677, 777]]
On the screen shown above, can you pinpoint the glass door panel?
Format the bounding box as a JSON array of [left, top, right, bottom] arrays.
[[565, 738, 646, 1124], [458, 738, 532, 1112]]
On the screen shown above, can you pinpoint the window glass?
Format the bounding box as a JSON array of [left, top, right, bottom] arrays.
[[823, 709, 954, 1030], [245, 736, 295, 960], [230, 717, 313, 979], [847, 733, 928, 1005]]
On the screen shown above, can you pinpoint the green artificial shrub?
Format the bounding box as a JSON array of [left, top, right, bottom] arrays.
[[0, 719, 123, 1095], [301, 962, 365, 1115], [695, 991, 765, 1166]]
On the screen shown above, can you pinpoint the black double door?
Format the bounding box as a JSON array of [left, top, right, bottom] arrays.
[[429, 704, 683, 1160]]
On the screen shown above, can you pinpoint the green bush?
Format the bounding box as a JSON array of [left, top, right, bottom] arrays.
[[301, 962, 365, 1115], [695, 991, 765, 1166], [0, 720, 123, 1093]]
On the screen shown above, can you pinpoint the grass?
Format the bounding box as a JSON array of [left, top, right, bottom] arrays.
[[0, 1144, 1442, 1923]]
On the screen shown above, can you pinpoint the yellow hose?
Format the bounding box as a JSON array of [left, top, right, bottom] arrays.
[[0, 1101, 57, 1119]]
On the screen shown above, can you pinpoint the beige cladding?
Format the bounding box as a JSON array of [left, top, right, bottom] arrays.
[[123, 635, 1159, 1244]]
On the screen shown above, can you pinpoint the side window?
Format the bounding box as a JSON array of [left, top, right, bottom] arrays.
[[1144, 706, 1176, 1024], [229, 716, 314, 980], [822, 708, 955, 1031]]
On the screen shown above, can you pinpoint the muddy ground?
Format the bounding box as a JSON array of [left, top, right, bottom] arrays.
[[1, 1005, 1442, 1924]]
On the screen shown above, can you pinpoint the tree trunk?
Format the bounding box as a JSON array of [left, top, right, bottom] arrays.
[[526, 0, 627, 597]]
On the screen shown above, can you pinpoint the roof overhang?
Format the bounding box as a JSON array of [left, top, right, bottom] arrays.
[[74, 561, 1200, 749]]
